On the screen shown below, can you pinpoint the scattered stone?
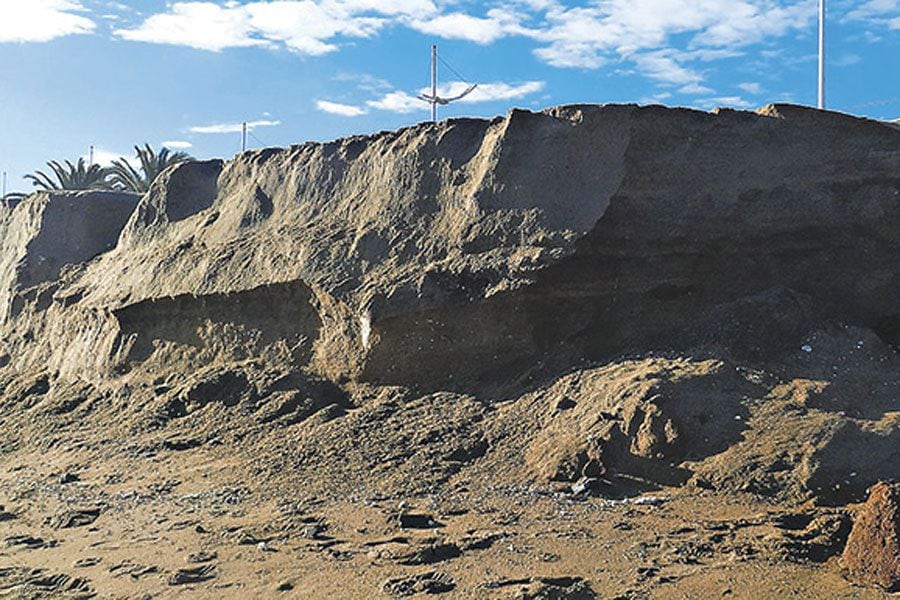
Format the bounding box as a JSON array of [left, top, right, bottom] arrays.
[[396, 513, 443, 529], [842, 482, 900, 590], [73, 557, 101, 568], [517, 576, 597, 599], [186, 551, 217, 564], [484, 576, 596, 599], [168, 565, 216, 586], [108, 560, 159, 580], [51, 507, 101, 529], [397, 542, 462, 565], [276, 581, 295, 592], [300, 520, 328, 539], [382, 571, 455, 596], [58, 472, 80, 484], [6, 535, 57, 549], [458, 531, 509, 551], [163, 437, 203, 451], [0, 568, 93, 596]]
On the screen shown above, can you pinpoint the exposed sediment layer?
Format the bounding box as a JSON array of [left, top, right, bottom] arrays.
[[4, 104, 899, 388]]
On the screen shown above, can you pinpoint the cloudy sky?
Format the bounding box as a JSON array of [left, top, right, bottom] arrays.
[[0, 0, 898, 194]]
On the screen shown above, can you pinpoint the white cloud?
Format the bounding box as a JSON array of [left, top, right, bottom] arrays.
[[833, 53, 862, 67], [333, 72, 393, 93], [316, 100, 368, 116], [696, 96, 754, 109], [738, 82, 762, 94], [409, 12, 505, 44], [679, 83, 715, 95], [445, 81, 545, 103], [368, 80, 544, 113], [189, 119, 281, 134], [638, 91, 673, 105], [162, 140, 194, 149], [108, 0, 828, 95], [0, 0, 95, 43], [846, 0, 900, 21], [634, 51, 704, 86], [115, 0, 437, 54], [84, 148, 132, 167], [115, 2, 265, 52], [408, 8, 532, 44], [505, 1, 817, 94], [366, 91, 424, 113]]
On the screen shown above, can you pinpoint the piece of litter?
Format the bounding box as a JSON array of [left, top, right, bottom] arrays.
[[631, 495, 668, 506], [734, 415, 742, 420], [258, 541, 274, 552], [801, 345, 813, 353]]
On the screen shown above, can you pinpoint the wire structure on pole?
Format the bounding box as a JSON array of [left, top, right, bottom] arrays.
[[418, 45, 478, 123]]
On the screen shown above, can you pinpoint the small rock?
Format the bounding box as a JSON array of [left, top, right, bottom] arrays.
[[74, 557, 102, 568], [51, 507, 101, 529], [6, 535, 56, 549], [168, 565, 216, 585], [397, 542, 462, 565], [841, 482, 900, 591], [276, 581, 294, 592], [382, 571, 455, 596], [396, 513, 443, 529], [58, 472, 80, 485], [186, 551, 217, 563]]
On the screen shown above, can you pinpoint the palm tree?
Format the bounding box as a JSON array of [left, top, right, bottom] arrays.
[[108, 144, 191, 193], [24, 158, 111, 192]]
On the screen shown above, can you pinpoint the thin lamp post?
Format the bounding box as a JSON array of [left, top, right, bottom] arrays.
[[818, 0, 826, 109]]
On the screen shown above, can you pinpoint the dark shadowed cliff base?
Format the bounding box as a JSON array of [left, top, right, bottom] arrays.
[[0, 103, 898, 598]]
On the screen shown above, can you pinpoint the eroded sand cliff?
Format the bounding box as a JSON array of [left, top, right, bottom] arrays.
[[0, 103, 898, 597]]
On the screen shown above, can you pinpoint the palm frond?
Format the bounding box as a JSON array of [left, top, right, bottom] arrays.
[[107, 144, 192, 193], [23, 157, 111, 192]]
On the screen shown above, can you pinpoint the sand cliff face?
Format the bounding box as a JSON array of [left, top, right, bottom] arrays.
[[0, 191, 138, 324], [0, 103, 899, 514], [3, 104, 898, 388]]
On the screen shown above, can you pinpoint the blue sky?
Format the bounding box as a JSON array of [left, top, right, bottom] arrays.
[[0, 0, 898, 195]]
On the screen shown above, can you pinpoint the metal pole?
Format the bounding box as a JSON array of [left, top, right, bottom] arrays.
[[241, 122, 247, 152], [1, 171, 6, 198], [431, 44, 437, 123], [818, 0, 826, 109], [89, 145, 94, 166]]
